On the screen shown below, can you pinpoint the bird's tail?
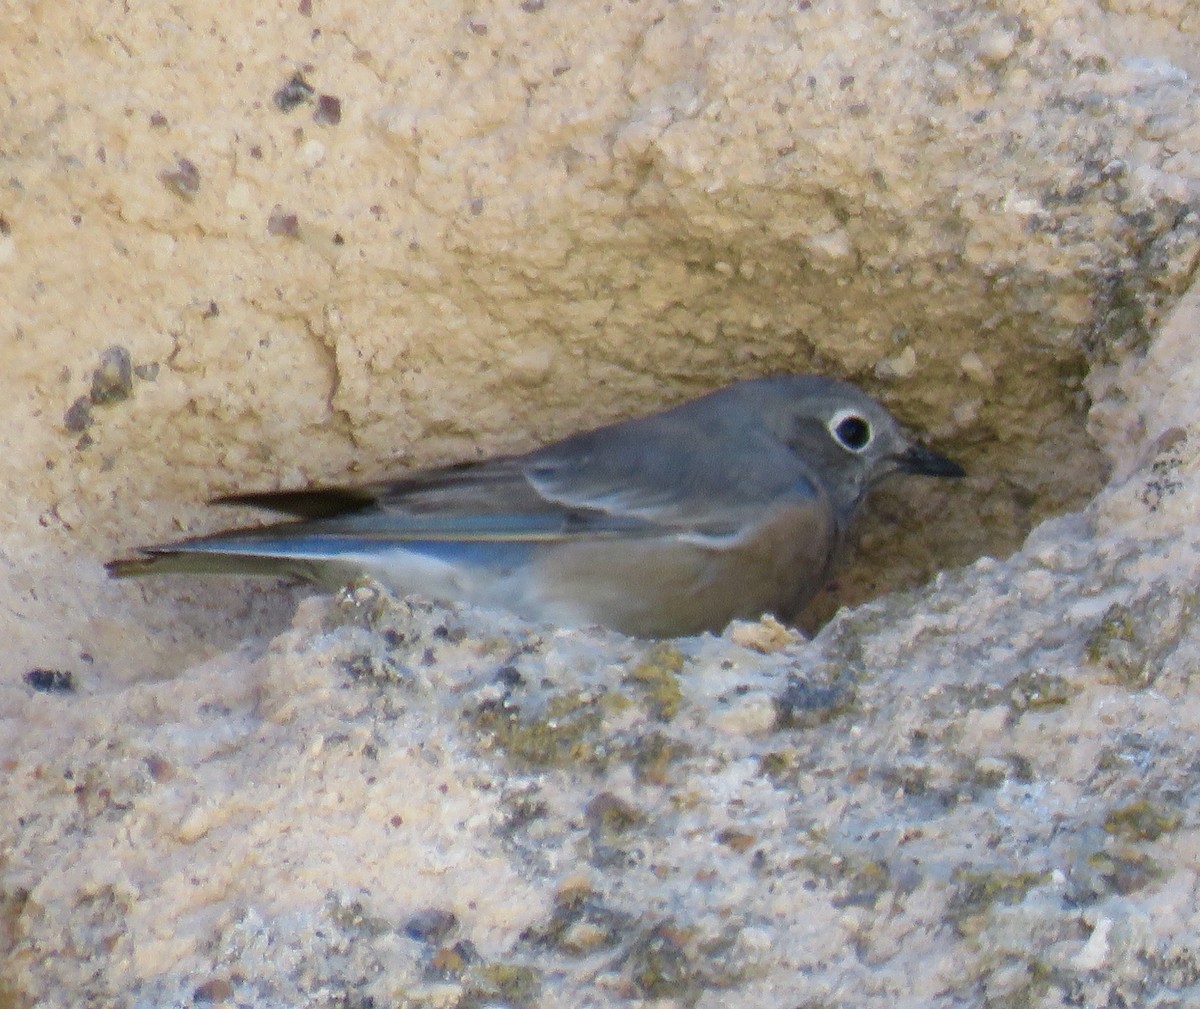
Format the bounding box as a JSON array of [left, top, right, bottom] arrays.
[[105, 518, 361, 581], [105, 548, 322, 581]]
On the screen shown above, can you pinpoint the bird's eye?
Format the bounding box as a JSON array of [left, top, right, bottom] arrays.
[[830, 411, 873, 452]]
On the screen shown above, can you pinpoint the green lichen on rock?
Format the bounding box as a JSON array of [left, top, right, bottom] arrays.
[[792, 848, 895, 909], [585, 791, 646, 840], [1085, 588, 1197, 688], [1086, 602, 1146, 686], [626, 645, 686, 721], [630, 729, 691, 785], [832, 857, 894, 909], [416, 955, 543, 1009], [471, 689, 613, 769], [327, 578, 519, 666], [522, 883, 632, 955], [616, 919, 744, 1004], [468, 962, 541, 1008], [1104, 799, 1182, 841], [757, 747, 803, 784], [974, 956, 1057, 1009], [624, 922, 700, 1001], [948, 867, 1050, 937], [878, 761, 936, 800], [326, 895, 394, 938], [1007, 669, 1074, 711], [969, 756, 1009, 790], [934, 682, 1010, 717], [1084, 846, 1165, 896], [322, 892, 544, 1009]]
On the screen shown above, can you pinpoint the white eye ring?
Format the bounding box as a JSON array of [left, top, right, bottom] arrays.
[[828, 409, 873, 453]]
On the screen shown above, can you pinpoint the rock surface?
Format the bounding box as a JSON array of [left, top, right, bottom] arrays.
[[3, 1, 1200, 1006]]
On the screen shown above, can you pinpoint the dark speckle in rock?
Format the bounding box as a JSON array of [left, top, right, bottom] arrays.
[[774, 674, 855, 729], [192, 978, 233, 1003], [24, 668, 75, 693], [274, 72, 315, 112], [144, 755, 175, 782], [404, 907, 459, 943], [496, 664, 524, 688]]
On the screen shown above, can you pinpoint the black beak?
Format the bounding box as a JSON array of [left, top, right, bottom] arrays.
[[896, 443, 965, 478]]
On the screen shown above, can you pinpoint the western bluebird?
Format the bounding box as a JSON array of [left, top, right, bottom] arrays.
[[107, 375, 963, 637]]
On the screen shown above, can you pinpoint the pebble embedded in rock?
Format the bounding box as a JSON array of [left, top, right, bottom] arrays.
[[158, 158, 200, 199], [89, 346, 134, 405], [314, 94, 342, 125], [267, 206, 301, 238], [63, 396, 92, 432]]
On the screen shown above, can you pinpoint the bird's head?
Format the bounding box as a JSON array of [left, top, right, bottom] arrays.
[[732, 375, 964, 521]]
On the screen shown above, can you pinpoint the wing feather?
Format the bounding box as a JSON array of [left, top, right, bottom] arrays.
[[202, 405, 812, 545]]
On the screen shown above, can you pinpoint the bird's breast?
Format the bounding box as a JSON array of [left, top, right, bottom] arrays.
[[527, 497, 837, 637]]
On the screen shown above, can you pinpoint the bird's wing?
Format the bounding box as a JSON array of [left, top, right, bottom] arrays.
[[520, 417, 820, 540], [210, 454, 663, 543], [212, 417, 809, 544]]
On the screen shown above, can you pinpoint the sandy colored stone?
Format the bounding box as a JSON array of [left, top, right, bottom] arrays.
[[3, 0, 1200, 1006]]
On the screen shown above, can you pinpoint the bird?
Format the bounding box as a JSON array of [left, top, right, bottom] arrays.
[[107, 375, 964, 637]]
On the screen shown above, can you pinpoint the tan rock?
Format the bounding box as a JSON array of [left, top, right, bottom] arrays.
[[3, 2, 1200, 1006]]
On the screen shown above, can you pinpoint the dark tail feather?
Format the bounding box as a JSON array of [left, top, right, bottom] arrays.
[[106, 550, 322, 581], [212, 488, 376, 519], [106, 555, 163, 578]]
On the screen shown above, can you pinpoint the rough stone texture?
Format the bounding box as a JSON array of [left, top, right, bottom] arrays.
[[3, 0, 1200, 1006]]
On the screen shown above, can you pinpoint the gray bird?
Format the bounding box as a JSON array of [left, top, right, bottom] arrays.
[[107, 375, 963, 637]]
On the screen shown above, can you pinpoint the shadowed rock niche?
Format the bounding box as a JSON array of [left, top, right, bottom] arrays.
[[802, 365, 1106, 633]]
